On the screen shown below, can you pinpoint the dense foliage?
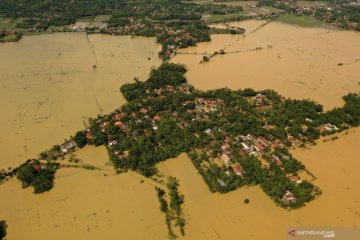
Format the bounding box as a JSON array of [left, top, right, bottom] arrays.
[[0, 220, 7, 240], [17, 160, 59, 193], [82, 62, 360, 209]]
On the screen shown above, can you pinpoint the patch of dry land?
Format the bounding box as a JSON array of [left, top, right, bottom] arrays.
[[0, 146, 167, 240], [172, 20, 360, 110], [0, 33, 161, 169], [157, 129, 360, 240]]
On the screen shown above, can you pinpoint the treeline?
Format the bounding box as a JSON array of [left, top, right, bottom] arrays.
[[0, 220, 7, 240], [0, 0, 242, 30], [155, 176, 185, 239]]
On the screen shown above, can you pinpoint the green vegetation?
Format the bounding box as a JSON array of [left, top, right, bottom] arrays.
[[7, 61, 358, 208], [155, 177, 186, 239], [276, 14, 323, 27], [4, 61, 360, 208], [260, 0, 360, 31], [17, 160, 59, 193], [0, 220, 7, 240], [0, 0, 246, 59], [0, 30, 22, 42]]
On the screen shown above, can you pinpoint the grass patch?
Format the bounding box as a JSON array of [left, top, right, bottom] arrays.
[[93, 15, 111, 24], [0, 17, 24, 30], [276, 14, 323, 27]]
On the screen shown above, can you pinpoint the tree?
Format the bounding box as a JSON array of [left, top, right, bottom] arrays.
[[0, 220, 7, 240], [74, 131, 87, 148]]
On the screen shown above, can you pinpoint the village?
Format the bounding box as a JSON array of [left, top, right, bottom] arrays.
[[269, 0, 360, 30], [43, 64, 351, 209]]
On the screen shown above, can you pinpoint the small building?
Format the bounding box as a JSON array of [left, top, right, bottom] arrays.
[[288, 175, 303, 184], [258, 136, 271, 148], [233, 164, 246, 176], [221, 153, 231, 164], [140, 108, 148, 114], [323, 123, 339, 132], [255, 143, 265, 155], [60, 140, 77, 154], [282, 190, 297, 204], [271, 155, 283, 166]]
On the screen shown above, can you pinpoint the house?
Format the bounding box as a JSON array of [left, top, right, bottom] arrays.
[[239, 148, 246, 157], [287, 135, 299, 146], [221, 143, 231, 151], [258, 136, 271, 148], [271, 155, 283, 166], [153, 115, 161, 121], [140, 108, 148, 114], [271, 139, 284, 149], [108, 140, 118, 146], [221, 153, 231, 164], [241, 142, 250, 151], [305, 118, 313, 123], [255, 143, 265, 155], [85, 132, 94, 140], [282, 191, 297, 204], [217, 179, 226, 187], [60, 140, 77, 154], [33, 165, 41, 172], [288, 175, 302, 184], [323, 123, 339, 132], [115, 121, 123, 127], [204, 129, 212, 135], [233, 164, 246, 176]]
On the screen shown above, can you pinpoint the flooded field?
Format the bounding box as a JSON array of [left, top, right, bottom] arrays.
[[0, 146, 167, 240], [173, 20, 360, 110], [157, 129, 360, 240], [0, 33, 161, 169], [1, 21, 359, 240]]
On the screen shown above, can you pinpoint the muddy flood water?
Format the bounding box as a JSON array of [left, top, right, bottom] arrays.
[[1, 22, 360, 240], [0, 33, 161, 169], [172, 20, 360, 110], [157, 128, 360, 239]]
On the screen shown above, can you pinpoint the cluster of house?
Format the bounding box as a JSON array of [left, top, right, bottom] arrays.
[[274, 0, 358, 30], [236, 134, 285, 157], [154, 83, 191, 96], [195, 98, 224, 113], [249, 93, 274, 111], [220, 138, 246, 177]]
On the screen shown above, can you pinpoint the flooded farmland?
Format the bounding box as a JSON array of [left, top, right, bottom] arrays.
[[0, 146, 167, 240], [0, 20, 359, 240], [157, 129, 360, 240], [0, 33, 161, 169], [173, 20, 360, 110]]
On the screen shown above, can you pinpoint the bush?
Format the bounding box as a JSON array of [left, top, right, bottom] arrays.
[[0, 220, 7, 240]]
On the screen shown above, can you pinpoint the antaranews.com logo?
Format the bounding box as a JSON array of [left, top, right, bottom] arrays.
[[287, 227, 360, 240]]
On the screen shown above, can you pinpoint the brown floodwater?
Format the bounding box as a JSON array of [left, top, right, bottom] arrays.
[[173, 21, 360, 110], [157, 128, 360, 240], [0, 146, 167, 240], [1, 23, 359, 240], [0, 33, 161, 169]]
